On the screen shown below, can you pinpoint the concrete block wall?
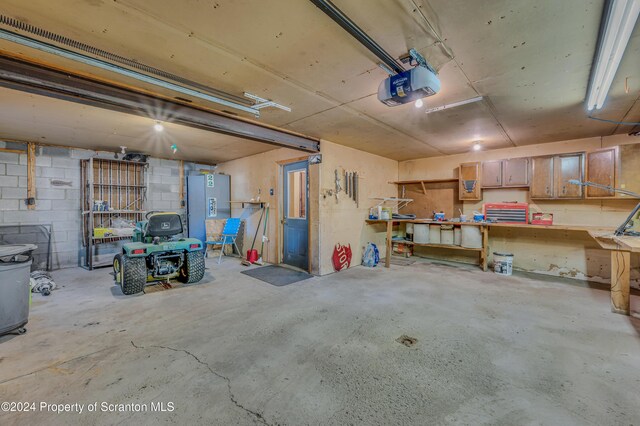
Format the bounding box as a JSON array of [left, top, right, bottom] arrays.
[[0, 144, 82, 269], [0, 141, 200, 269]]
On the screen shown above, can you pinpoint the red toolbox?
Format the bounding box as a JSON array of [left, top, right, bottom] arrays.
[[483, 202, 529, 224], [531, 212, 553, 225]]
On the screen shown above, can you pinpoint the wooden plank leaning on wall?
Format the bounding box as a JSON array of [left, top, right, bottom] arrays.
[[27, 142, 36, 210]]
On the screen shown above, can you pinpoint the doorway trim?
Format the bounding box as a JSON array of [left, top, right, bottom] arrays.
[[277, 156, 312, 273]]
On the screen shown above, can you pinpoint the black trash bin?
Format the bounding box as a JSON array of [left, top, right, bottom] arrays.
[[0, 244, 37, 336]]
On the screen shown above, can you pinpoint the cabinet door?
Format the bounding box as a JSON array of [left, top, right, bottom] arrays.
[[586, 148, 615, 197], [617, 144, 640, 197], [481, 160, 502, 188], [503, 157, 529, 186], [555, 154, 583, 198], [459, 162, 481, 200], [530, 156, 554, 199]]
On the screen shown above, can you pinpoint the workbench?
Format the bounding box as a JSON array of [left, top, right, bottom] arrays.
[[365, 219, 489, 271], [367, 218, 636, 315], [589, 231, 640, 315]]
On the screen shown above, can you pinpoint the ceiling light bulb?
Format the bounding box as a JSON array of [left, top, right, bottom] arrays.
[[473, 142, 481, 151], [414, 98, 424, 108], [153, 121, 164, 132]]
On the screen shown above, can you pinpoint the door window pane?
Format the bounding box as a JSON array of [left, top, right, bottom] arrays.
[[287, 170, 306, 219]]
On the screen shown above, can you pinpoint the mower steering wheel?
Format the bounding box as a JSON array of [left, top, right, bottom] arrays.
[[145, 211, 160, 219]]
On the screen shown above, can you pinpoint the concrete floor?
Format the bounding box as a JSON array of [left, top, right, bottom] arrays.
[[1, 258, 639, 425]]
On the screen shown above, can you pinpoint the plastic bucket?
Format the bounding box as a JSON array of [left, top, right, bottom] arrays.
[[413, 224, 429, 243], [246, 249, 259, 263], [453, 227, 462, 245], [440, 225, 454, 245], [493, 252, 514, 276], [461, 226, 482, 248], [429, 225, 441, 244], [406, 222, 414, 235]]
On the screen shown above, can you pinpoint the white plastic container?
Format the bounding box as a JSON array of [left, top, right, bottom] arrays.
[[406, 222, 414, 235], [413, 224, 429, 244], [461, 226, 482, 248], [493, 252, 514, 276], [453, 227, 462, 245], [440, 226, 454, 245], [429, 224, 441, 244]]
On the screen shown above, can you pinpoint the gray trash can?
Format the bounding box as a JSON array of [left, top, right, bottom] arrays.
[[0, 244, 37, 336]]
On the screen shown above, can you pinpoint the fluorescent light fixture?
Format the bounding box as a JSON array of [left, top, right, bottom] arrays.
[[424, 96, 484, 114], [414, 98, 424, 108], [586, 0, 640, 110]]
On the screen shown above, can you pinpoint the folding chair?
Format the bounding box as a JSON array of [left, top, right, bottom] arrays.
[[206, 218, 242, 264]]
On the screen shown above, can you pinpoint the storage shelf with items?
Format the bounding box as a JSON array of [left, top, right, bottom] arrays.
[[81, 158, 148, 270]]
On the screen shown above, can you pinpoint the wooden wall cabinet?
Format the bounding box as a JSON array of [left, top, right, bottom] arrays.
[[586, 148, 616, 198], [481, 160, 502, 188], [617, 144, 640, 197], [482, 158, 529, 189], [503, 157, 529, 186], [530, 153, 584, 199], [530, 156, 555, 198], [459, 162, 481, 200], [555, 154, 583, 198]]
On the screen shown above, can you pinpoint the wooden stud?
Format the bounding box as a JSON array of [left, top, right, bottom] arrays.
[[27, 142, 36, 210], [178, 160, 185, 207], [610, 250, 631, 315], [385, 220, 393, 268], [0, 147, 25, 154], [481, 225, 489, 271]]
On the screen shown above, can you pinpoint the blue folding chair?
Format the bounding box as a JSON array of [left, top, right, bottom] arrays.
[[206, 218, 242, 264]]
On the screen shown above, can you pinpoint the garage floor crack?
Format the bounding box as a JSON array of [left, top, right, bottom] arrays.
[[130, 341, 272, 425]]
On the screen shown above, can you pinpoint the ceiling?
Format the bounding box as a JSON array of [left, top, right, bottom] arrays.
[[0, 0, 638, 162]]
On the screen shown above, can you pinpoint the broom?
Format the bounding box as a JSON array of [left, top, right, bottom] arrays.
[[254, 207, 269, 266], [241, 207, 264, 266]]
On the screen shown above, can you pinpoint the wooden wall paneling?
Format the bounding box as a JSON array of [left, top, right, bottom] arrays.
[[399, 182, 459, 219]]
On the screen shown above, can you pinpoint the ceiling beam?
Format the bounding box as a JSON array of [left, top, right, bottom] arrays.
[[0, 55, 320, 153]]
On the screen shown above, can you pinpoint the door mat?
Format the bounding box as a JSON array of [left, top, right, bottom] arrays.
[[241, 265, 312, 286]]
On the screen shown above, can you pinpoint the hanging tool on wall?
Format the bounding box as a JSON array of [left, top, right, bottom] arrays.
[[354, 171, 359, 207], [345, 170, 349, 198], [335, 169, 342, 201]]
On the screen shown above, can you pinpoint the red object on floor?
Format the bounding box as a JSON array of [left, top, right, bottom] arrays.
[[246, 249, 259, 263], [332, 243, 352, 271]]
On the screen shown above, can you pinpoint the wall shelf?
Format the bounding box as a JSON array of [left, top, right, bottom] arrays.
[[391, 178, 458, 185], [81, 158, 147, 270]]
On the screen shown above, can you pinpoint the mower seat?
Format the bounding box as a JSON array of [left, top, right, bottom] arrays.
[[145, 213, 183, 238]]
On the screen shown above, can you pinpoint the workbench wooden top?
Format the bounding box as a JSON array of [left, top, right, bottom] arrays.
[[366, 219, 614, 232], [589, 230, 640, 252]]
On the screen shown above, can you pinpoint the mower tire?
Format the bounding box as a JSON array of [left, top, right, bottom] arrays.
[[178, 250, 205, 284]]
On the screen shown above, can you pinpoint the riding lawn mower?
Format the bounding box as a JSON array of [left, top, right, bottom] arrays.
[[113, 212, 205, 295]]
